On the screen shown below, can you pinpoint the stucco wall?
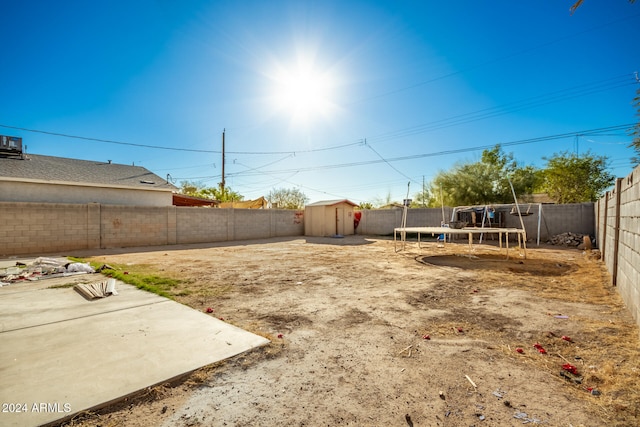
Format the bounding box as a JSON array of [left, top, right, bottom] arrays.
[[0, 180, 172, 206], [596, 166, 640, 325], [0, 203, 305, 256]]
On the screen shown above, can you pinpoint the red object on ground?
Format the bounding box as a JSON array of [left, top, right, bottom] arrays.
[[457, 327, 464, 333], [515, 348, 524, 353], [219, 317, 225, 321], [533, 344, 547, 354], [205, 307, 214, 313], [561, 335, 572, 342], [277, 333, 284, 339], [562, 363, 579, 375], [423, 335, 430, 340]]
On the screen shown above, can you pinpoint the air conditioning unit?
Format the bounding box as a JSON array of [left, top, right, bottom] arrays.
[[0, 135, 23, 156]]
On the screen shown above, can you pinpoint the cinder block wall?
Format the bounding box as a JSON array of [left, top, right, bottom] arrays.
[[0, 203, 305, 256], [357, 204, 594, 242], [596, 166, 640, 325], [0, 202, 90, 254]]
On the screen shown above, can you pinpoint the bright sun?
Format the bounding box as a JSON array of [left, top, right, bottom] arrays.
[[271, 59, 335, 124]]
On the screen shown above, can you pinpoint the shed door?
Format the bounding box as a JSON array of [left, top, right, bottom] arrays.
[[336, 208, 344, 235]]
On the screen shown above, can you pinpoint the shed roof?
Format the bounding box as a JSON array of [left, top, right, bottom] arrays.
[[0, 154, 176, 191], [306, 199, 357, 207]]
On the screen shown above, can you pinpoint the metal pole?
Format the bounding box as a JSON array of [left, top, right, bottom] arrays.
[[221, 129, 226, 192]]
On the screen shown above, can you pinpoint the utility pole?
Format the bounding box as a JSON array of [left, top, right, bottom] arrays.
[[220, 129, 226, 193]]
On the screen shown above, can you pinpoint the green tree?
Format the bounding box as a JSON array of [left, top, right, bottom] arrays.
[[541, 151, 614, 203], [430, 146, 539, 206], [357, 202, 374, 210], [178, 181, 243, 202], [268, 187, 308, 209]]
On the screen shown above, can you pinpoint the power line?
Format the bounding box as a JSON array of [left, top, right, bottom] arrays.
[[366, 74, 636, 144], [227, 124, 635, 177], [0, 123, 363, 155]]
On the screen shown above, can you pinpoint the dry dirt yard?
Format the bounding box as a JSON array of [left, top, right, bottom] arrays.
[[63, 235, 640, 427]]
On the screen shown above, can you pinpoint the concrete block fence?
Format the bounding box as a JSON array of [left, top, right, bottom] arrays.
[[596, 164, 640, 326], [0, 203, 304, 256]]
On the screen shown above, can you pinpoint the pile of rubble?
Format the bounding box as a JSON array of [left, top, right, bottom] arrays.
[[0, 257, 96, 287], [547, 232, 589, 247]]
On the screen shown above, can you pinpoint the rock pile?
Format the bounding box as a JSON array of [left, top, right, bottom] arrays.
[[547, 232, 588, 247]]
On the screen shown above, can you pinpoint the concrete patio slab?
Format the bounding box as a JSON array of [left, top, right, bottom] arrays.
[[0, 274, 269, 427]]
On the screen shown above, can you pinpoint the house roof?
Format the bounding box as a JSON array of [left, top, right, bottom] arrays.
[[306, 199, 358, 207], [0, 154, 176, 191]]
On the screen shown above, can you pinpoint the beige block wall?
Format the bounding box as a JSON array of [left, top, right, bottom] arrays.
[[596, 166, 640, 326], [0, 202, 90, 255], [0, 203, 305, 256]]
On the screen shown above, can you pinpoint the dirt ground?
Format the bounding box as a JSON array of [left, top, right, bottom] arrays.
[[61, 235, 640, 427]]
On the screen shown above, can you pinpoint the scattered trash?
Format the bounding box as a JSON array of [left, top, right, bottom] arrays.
[[533, 343, 547, 354], [559, 370, 583, 384], [277, 333, 284, 339], [465, 374, 477, 388], [205, 307, 214, 313], [515, 347, 524, 354], [478, 414, 486, 421], [0, 257, 98, 285], [561, 335, 572, 342], [456, 327, 464, 333], [439, 391, 445, 400], [513, 411, 543, 424], [423, 334, 430, 340], [554, 315, 569, 319], [562, 363, 579, 375], [492, 390, 505, 399], [219, 317, 225, 321], [586, 387, 601, 396], [74, 279, 118, 300]]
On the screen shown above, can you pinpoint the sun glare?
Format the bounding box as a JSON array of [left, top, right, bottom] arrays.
[[271, 59, 336, 125]]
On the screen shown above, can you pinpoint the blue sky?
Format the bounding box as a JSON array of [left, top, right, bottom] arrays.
[[1, 1, 639, 204]]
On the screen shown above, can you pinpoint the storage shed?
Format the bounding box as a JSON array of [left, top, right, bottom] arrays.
[[304, 199, 358, 237]]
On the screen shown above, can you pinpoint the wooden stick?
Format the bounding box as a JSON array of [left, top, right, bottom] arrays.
[[465, 375, 477, 388], [398, 345, 412, 355], [557, 353, 571, 364]]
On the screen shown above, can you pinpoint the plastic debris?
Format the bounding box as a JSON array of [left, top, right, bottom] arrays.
[[561, 335, 572, 342], [562, 363, 579, 375], [205, 307, 214, 313], [277, 333, 284, 338], [515, 347, 524, 354], [423, 334, 430, 340], [533, 343, 547, 354]]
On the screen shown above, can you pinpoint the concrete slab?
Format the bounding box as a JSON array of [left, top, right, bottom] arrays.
[[0, 276, 269, 427]]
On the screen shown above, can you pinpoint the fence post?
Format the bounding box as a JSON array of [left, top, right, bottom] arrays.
[[612, 178, 623, 286]]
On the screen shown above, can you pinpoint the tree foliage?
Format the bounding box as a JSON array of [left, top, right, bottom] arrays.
[[268, 187, 309, 209], [540, 151, 614, 203], [430, 146, 540, 207], [178, 181, 243, 202]]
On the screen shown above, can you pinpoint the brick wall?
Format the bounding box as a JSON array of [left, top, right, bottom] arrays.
[[0, 203, 305, 256], [596, 165, 640, 325]]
